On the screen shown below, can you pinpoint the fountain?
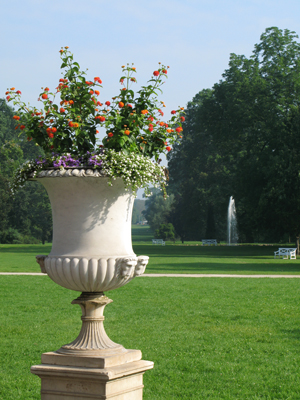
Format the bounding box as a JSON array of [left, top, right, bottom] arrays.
[[227, 196, 238, 245]]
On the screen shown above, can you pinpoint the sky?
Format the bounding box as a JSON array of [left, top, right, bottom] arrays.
[[1, 0, 300, 197]]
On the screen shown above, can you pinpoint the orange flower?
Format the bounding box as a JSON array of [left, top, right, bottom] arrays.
[[10, 87, 15, 90], [68, 121, 74, 127], [159, 121, 165, 126], [141, 110, 148, 115], [73, 123, 79, 128], [176, 127, 183, 133], [124, 130, 130, 135], [90, 90, 94, 95], [20, 125, 25, 130], [166, 146, 171, 151], [69, 100, 74, 105], [108, 132, 113, 137], [42, 94, 48, 99], [95, 90, 100, 96], [13, 115, 20, 120], [119, 102, 124, 108], [166, 129, 172, 133], [60, 107, 65, 113], [51, 127, 57, 133], [48, 132, 54, 139]]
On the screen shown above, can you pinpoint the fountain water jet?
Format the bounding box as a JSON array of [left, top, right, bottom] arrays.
[[227, 196, 238, 245]]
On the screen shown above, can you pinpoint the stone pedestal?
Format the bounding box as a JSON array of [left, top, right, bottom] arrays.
[[31, 175, 154, 399], [31, 350, 154, 399]]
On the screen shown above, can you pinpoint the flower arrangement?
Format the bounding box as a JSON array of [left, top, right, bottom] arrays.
[[6, 47, 184, 195]]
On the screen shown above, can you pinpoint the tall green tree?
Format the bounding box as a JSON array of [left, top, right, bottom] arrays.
[[143, 189, 175, 232], [168, 89, 229, 241], [169, 27, 300, 243], [0, 98, 52, 243]]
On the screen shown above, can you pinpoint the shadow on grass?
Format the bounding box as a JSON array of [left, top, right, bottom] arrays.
[[133, 244, 294, 258], [146, 262, 300, 274], [281, 329, 300, 340]]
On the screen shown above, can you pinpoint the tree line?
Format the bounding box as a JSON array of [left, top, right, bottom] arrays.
[[0, 99, 53, 244], [144, 27, 300, 244]]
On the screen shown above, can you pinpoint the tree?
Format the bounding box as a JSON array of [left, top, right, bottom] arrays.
[[155, 223, 176, 242], [143, 189, 175, 232], [132, 199, 146, 224], [168, 27, 300, 243], [0, 98, 52, 243], [168, 89, 229, 241]]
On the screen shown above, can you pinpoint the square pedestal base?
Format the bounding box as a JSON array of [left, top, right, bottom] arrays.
[[31, 350, 154, 400]]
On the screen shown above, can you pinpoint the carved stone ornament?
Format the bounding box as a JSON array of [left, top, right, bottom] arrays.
[[36, 255, 149, 292], [33, 174, 150, 355], [29, 167, 107, 179]]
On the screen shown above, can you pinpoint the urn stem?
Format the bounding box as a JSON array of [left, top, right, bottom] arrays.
[[57, 292, 125, 355]]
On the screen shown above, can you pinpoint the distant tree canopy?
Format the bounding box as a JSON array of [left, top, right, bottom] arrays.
[[142, 189, 174, 232], [0, 99, 52, 244], [132, 199, 146, 224], [168, 27, 300, 243]]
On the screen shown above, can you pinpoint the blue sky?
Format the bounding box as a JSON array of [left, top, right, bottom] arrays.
[[1, 0, 300, 197]]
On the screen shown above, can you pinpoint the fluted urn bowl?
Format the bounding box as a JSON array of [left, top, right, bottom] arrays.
[[35, 168, 149, 292]]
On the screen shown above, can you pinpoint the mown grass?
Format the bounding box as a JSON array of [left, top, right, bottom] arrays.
[[0, 276, 300, 399], [1, 226, 299, 274]]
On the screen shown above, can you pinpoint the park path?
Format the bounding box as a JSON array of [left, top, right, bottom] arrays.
[[0, 272, 300, 278]]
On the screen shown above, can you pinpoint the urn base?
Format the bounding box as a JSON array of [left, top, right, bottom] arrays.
[[31, 351, 154, 399]]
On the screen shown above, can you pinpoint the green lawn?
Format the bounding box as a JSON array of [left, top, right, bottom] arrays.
[[0, 276, 300, 399], [1, 226, 299, 275]]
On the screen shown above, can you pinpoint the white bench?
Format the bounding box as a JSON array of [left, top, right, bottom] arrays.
[[202, 239, 217, 246], [152, 239, 165, 245], [274, 248, 297, 260]]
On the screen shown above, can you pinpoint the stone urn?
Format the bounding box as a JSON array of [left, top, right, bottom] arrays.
[[31, 168, 153, 400]]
